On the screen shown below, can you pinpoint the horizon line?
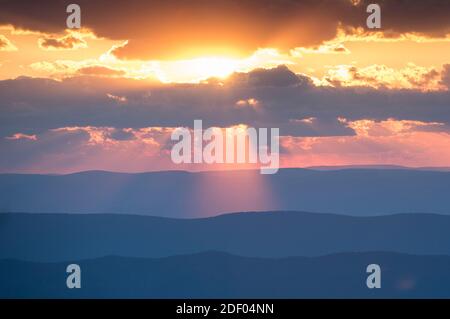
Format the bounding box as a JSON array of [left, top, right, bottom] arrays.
[[1, 164, 450, 176]]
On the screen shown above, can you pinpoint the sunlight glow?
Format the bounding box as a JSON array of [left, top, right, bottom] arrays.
[[137, 49, 293, 83], [166, 57, 239, 82]]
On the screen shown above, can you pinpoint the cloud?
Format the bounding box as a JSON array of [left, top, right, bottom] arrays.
[[339, 117, 445, 136], [440, 64, 450, 89], [0, 34, 17, 51], [227, 65, 312, 88], [106, 93, 127, 103], [235, 98, 259, 109], [291, 117, 316, 124], [323, 64, 445, 91], [1, 0, 450, 60], [1, 118, 450, 173], [29, 61, 72, 74], [77, 66, 126, 77], [293, 43, 351, 55], [1, 65, 450, 142], [38, 34, 87, 50], [29, 61, 129, 79], [2, 61, 450, 173], [5, 133, 37, 141], [0, 126, 176, 173], [280, 118, 450, 168], [51, 126, 116, 146]]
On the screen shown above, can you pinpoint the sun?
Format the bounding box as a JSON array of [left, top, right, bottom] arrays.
[[190, 57, 240, 79], [153, 56, 241, 83], [135, 49, 290, 83]]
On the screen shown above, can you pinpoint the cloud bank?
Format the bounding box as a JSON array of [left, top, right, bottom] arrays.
[[1, 0, 450, 59]]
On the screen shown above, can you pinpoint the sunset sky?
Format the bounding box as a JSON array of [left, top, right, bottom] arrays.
[[1, 0, 450, 173]]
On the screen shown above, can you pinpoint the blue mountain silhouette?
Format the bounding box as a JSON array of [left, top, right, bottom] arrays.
[[2, 211, 450, 261], [1, 168, 450, 217], [2, 252, 450, 298]]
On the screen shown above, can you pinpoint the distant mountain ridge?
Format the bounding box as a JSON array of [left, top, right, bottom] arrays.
[[1, 168, 450, 217], [2, 211, 450, 261], [306, 165, 450, 171], [2, 251, 450, 298]]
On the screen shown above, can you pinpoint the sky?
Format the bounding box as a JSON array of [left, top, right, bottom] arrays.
[[0, 0, 450, 173]]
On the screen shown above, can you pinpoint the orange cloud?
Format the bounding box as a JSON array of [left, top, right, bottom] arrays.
[[0, 34, 17, 51], [341, 118, 445, 136], [28, 61, 130, 80], [2, 0, 450, 61], [4, 119, 450, 174], [38, 34, 87, 50], [292, 43, 350, 55], [281, 118, 450, 168], [78, 66, 126, 77], [323, 64, 445, 91], [29, 61, 72, 75], [17, 126, 175, 173]]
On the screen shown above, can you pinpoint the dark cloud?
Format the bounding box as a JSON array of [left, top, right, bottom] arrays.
[[332, 46, 348, 53], [38, 34, 86, 50], [441, 64, 450, 89], [226, 65, 312, 88], [373, 0, 450, 37], [1, 65, 450, 140], [0, 0, 449, 59], [109, 129, 135, 141]]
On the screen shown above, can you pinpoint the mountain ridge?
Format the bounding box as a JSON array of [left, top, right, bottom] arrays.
[[2, 168, 450, 217], [2, 211, 450, 261], [2, 251, 450, 298]]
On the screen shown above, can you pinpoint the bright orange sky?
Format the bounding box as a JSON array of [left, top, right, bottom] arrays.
[[1, 25, 450, 88], [1, 0, 450, 173]]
